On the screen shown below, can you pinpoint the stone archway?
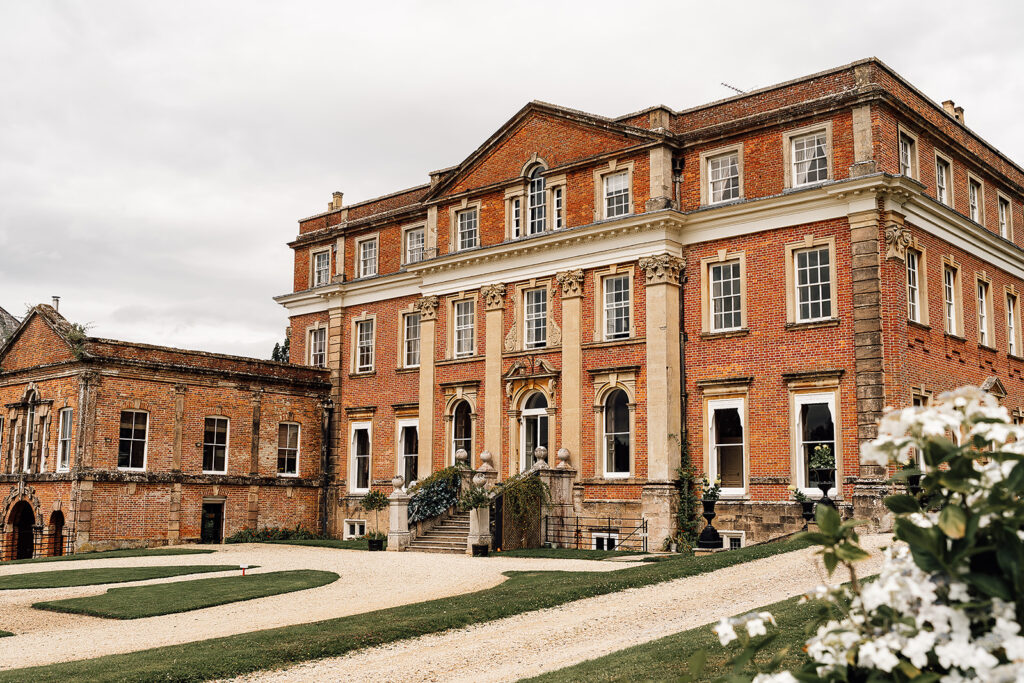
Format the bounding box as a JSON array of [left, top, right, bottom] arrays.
[[9, 501, 35, 560], [49, 510, 65, 557]]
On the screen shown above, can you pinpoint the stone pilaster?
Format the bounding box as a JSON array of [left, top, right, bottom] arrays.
[[646, 145, 675, 211], [415, 296, 439, 480], [482, 284, 505, 476], [172, 384, 186, 472], [75, 371, 100, 470], [639, 254, 684, 480], [555, 269, 584, 474], [247, 485, 259, 529], [850, 104, 876, 177], [167, 482, 181, 543], [75, 479, 93, 549], [641, 482, 678, 551], [327, 306, 345, 479], [249, 389, 263, 476]]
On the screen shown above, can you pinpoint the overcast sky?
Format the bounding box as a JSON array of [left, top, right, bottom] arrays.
[[2, 1, 1023, 359]]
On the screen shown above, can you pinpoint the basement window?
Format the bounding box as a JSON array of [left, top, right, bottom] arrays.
[[344, 519, 366, 540], [592, 532, 619, 551]]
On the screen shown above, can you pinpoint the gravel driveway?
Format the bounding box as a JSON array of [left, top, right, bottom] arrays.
[[0, 544, 642, 670], [229, 534, 892, 682]]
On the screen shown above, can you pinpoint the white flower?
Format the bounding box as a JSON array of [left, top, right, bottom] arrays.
[[858, 640, 901, 672], [746, 616, 767, 637], [714, 618, 737, 646], [752, 674, 798, 683]]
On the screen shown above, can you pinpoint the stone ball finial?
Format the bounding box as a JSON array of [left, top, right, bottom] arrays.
[[533, 446, 549, 469], [392, 474, 404, 489], [556, 447, 571, 469], [472, 472, 486, 488], [478, 450, 495, 472], [455, 448, 469, 466]]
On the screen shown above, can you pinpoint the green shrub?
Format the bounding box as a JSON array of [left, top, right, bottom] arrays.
[[224, 525, 321, 544], [408, 466, 462, 523]]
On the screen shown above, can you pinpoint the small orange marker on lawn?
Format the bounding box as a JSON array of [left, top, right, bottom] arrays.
[[240, 564, 248, 576]]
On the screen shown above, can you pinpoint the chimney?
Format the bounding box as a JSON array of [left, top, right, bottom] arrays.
[[954, 106, 965, 125], [942, 100, 956, 116], [328, 191, 343, 211], [51, 296, 60, 312]]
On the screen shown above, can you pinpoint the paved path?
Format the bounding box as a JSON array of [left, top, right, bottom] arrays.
[[232, 535, 891, 682]]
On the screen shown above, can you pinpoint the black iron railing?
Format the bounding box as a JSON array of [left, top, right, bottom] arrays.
[[544, 515, 648, 552]]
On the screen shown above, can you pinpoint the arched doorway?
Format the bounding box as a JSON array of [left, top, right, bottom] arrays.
[[49, 511, 65, 557], [520, 392, 549, 470], [452, 400, 473, 464], [9, 501, 35, 560]]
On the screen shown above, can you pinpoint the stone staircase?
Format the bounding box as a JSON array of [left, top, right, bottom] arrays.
[[406, 511, 470, 554]]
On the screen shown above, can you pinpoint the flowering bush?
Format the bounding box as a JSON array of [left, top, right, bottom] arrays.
[[699, 386, 1024, 682], [702, 476, 722, 501]]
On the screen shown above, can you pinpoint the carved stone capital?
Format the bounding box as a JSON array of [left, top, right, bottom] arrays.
[[482, 284, 506, 311], [638, 254, 684, 285], [554, 269, 584, 298], [415, 295, 440, 321], [883, 222, 912, 261]]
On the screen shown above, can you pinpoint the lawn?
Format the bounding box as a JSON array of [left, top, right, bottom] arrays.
[[0, 565, 244, 590], [0, 538, 810, 682], [1, 547, 216, 566], [523, 595, 813, 682], [494, 548, 644, 560], [261, 538, 381, 551], [34, 569, 339, 619]]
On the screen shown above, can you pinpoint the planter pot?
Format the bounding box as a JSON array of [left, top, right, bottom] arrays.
[[799, 500, 815, 529], [471, 543, 489, 557], [809, 468, 836, 509], [367, 538, 385, 552], [906, 473, 923, 498], [697, 498, 723, 549]]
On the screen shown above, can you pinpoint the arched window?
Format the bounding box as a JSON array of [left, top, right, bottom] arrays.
[[22, 391, 36, 473], [603, 389, 630, 477], [527, 166, 547, 235], [521, 392, 549, 470], [452, 401, 473, 461]]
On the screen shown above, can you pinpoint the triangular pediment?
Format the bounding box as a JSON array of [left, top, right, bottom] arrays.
[[981, 376, 1007, 398], [0, 306, 78, 372], [425, 102, 667, 201]]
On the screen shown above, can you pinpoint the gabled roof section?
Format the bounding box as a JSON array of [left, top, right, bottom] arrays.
[[422, 100, 671, 202], [0, 304, 79, 370]]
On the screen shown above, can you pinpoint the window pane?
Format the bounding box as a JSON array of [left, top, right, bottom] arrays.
[[604, 275, 630, 339], [458, 209, 479, 249], [525, 289, 547, 348], [795, 246, 831, 321], [404, 313, 421, 366], [604, 390, 630, 474], [528, 168, 547, 234], [604, 172, 630, 217]]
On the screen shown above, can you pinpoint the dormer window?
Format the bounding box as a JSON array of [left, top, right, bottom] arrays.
[[528, 166, 547, 235]]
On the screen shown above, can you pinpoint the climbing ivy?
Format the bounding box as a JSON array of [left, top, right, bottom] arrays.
[[496, 472, 549, 549], [407, 466, 463, 523], [673, 439, 701, 553]]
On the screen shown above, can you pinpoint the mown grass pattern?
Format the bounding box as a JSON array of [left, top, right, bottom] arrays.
[[0, 565, 242, 590], [34, 569, 339, 619], [261, 538, 379, 551], [1, 548, 215, 566], [0, 538, 809, 682], [494, 548, 644, 560]]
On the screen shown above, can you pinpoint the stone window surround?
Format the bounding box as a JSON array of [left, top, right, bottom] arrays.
[[1007, 285, 1022, 357], [911, 385, 933, 407], [975, 271, 996, 347], [55, 406, 72, 472], [698, 377, 751, 498], [592, 159, 635, 221], [787, 372, 843, 500], [782, 120, 833, 189], [349, 311, 377, 375], [443, 385, 478, 467], [445, 292, 479, 360], [448, 198, 483, 253], [343, 519, 366, 540], [700, 249, 748, 334], [277, 421, 301, 478], [309, 246, 332, 287], [591, 368, 637, 480], [783, 234, 839, 325], [592, 264, 636, 342], [897, 124, 920, 180], [354, 233, 379, 279], [200, 415, 230, 475], [394, 416, 419, 481], [906, 238, 930, 327], [513, 385, 556, 474], [305, 322, 327, 368], [401, 223, 427, 266], [699, 142, 745, 206], [996, 191, 1014, 241], [117, 408, 149, 472], [942, 255, 965, 338], [705, 395, 748, 498], [348, 420, 372, 494], [934, 150, 954, 208], [504, 159, 567, 239], [399, 304, 421, 369], [505, 278, 561, 352], [967, 172, 986, 227]]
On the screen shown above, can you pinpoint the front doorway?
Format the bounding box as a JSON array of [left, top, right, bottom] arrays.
[[520, 392, 549, 470], [200, 502, 224, 544], [10, 501, 35, 560], [49, 510, 65, 557]]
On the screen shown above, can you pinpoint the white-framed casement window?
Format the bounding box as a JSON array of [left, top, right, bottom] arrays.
[[969, 177, 983, 224], [0, 417, 5, 471], [794, 392, 837, 497], [21, 399, 36, 472], [277, 422, 299, 476], [898, 129, 918, 178], [794, 245, 832, 322], [710, 260, 743, 331], [403, 312, 421, 368], [117, 410, 148, 470], [343, 519, 366, 540], [720, 531, 745, 550], [312, 249, 331, 287], [404, 226, 425, 264], [977, 276, 994, 347], [592, 532, 619, 551], [520, 392, 550, 471], [350, 422, 371, 493], [357, 236, 378, 278], [603, 274, 631, 340], [202, 416, 229, 474], [706, 150, 741, 204], [524, 288, 547, 349], [527, 166, 547, 234], [56, 408, 72, 472], [707, 397, 746, 496], [604, 171, 631, 218], [906, 249, 921, 323], [1008, 292, 1019, 357], [602, 388, 632, 478], [998, 196, 1012, 240], [355, 319, 375, 373], [451, 400, 473, 461], [457, 208, 479, 250], [510, 196, 522, 237], [398, 419, 419, 487], [786, 126, 831, 187], [935, 155, 952, 206], [308, 327, 326, 368], [943, 262, 963, 336], [454, 299, 475, 358], [553, 187, 564, 229]]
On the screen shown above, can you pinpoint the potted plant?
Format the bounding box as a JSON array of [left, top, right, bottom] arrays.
[[807, 444, 836, 508], [459, 484, 492, 557], [697, 476, 724, 549], [789, 485, 814, 529], [360, 489, 389, 551]]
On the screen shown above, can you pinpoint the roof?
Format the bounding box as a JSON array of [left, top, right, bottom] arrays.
[[0, 306, 19, 341]]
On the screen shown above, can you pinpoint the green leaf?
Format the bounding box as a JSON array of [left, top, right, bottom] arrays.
[[816, 504, 840, 536], [835, 542, 871, 563], [686, 648, 707, 677], [794, 532, 831, 545], [823, 552, 839, 576], [966, 572, 1012, 601], [885, 494, 921, 514], [938, 505, 967, 539]]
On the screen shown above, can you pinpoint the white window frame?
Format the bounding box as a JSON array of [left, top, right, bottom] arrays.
[[527, 167, 547, 235], [1008, 292, 1019, 357], [117, 410, 149, 471], [356, 319, 375, 373], [403, 312, 421, 368], [602, 274, 631, 341], [0, 417, 5, 472], [968, 177, 984, 224], [397, 418, 419, 487], [793, 392, 837, 498], [906, 250, 921, 323], [343, 519, 366, 540], [591, 532, 619, 551], [793, 245, 833, 322], [709, 260, 743, 332], [202, 416, 230, 474], [524, 288, 547, 350], [998, 195, 1012, 240], [404, 226, 426, 265], [457, 208, 479, 250], [512, 196, 522, 237], [601, 388, 632, 479], [707, 397, 746, 498], [312, 249, 331, 287], [350, 421, 372, 493], [357, 236, 378, 278], [277, 422, 300, 477], [706, 151, 741, 204], [943, 264, 961, 337], [454, 299, 475, 358], [308, 327, 326, 368], [977, 277, 992, 347], [553, 187, 564, 229], [786, 126, 832, 188], [935, 154, 952, 206], [720, 530, 746, 550], [603, 171, 631, 218], [56, 408, 72, 472], [898, 129, 918, 179], [519, 393, 550, 472]]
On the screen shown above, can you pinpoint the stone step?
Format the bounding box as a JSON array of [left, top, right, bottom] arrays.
[[417, 534, 467, 543], [430, 525, 470, 532], [408, 542, 465, 550], [406, 545, 464, 554]]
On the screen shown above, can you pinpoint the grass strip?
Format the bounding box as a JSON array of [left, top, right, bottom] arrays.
[[33, 570, 338, 619], [0, 631, 11, 638], [1, 548, 216, 566], [0, 565, 244, 590], [494, 548, 644, 560], [0, 538, 809, 682], [522, 595, 812, 682], [260, 538, 379, 551]]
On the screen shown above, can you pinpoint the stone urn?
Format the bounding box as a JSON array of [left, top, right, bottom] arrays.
[[809, 468, 836, 508], [906, 473, 923, 497], [696, 499, 723, 549], [799, 500, 815, 530], [532, 446, 549, 469], [455, 448, 470, 469]]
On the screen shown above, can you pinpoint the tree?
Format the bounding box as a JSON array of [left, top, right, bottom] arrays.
[[271, 334, 290, 362]]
